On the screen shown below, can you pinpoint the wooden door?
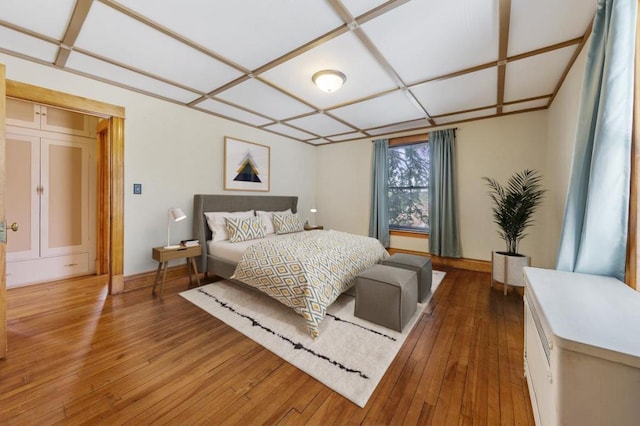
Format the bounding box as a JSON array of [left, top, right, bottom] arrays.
[[1, 63, 7, 358]]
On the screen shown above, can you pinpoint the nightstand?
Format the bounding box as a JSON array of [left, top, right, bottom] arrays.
[[304, 225, 324, 230], [152, 245, 201, 298]]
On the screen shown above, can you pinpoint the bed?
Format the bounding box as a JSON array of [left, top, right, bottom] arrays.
[[192, 194, 388, 337]]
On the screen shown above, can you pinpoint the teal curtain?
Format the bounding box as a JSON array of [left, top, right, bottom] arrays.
[[429, 129, 460, 257], [556, 0, 636, 280], [369, 139, 390, 248]]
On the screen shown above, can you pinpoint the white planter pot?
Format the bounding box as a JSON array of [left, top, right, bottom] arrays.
[[491, 251, 531, 294]]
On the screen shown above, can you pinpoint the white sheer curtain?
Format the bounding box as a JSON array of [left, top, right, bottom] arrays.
[[556, 0, 637, 280]]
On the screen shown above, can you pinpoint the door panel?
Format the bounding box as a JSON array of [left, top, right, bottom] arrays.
[[6, 133, 39, 261], [40, 138, 89, 257], [41, 106, 92, 137], [6, 97, 38, 129]]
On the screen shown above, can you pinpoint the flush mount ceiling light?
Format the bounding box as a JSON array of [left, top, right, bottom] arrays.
[[312, 70, 346, 93]]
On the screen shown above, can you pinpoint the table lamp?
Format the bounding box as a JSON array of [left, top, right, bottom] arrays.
[[310, 208, 317, 227], [165, 207, 186, 248]]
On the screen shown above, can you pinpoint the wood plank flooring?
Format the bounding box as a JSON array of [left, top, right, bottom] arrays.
[[0, 268, 534, 425]]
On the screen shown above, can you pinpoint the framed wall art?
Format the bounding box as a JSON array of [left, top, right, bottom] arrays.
[[224, 136, 270, 192]]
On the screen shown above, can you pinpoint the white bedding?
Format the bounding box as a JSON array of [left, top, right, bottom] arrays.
[[207, 233, 281, 263], [232, 229, 388, 337]]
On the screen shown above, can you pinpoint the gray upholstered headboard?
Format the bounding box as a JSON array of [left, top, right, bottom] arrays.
[[193, 194, 298, 272]]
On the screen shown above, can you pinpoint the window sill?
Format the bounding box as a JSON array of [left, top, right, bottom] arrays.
[[390, 230, 429, 239]]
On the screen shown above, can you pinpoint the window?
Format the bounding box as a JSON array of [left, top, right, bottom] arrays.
[[388, 137, 429, 234]]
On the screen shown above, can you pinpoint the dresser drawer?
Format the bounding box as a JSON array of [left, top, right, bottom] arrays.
[[524, 297, 553, 426], [7, 253, 90, 288]]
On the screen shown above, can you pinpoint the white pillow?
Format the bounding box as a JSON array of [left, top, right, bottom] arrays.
[[204, 210, 254, 242], [256, 209, 292, 234]]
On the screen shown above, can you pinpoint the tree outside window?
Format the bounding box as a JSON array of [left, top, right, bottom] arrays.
[[388, 141, 429, 233]]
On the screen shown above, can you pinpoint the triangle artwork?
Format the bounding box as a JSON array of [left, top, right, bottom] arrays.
[[234, 151, 262, 183]]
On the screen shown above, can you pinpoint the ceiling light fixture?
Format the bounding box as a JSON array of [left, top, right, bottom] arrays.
[[312, 70, 346, 93]]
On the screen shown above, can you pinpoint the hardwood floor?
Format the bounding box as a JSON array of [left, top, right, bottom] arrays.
[[0, 268, 534, 425]]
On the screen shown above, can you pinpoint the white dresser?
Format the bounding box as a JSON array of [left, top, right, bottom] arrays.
[[523, 267, 640, 426]]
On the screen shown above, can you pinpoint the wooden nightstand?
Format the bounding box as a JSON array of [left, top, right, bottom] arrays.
[[152, 245, 201, 298], [304, 225, 323, 230]]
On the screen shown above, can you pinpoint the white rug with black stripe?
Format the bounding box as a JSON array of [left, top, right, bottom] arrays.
[[180, 271, 445, 408]]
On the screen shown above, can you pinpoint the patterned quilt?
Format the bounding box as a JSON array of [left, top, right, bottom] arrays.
[[231, 230, 388, 337]]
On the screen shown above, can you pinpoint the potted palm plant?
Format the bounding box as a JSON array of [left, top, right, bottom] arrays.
[[483, 169, 545, 294]]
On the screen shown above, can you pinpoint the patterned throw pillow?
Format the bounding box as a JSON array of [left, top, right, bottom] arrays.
[[273, 212, 304, 235], [204, 210, 254, 242], [256, 209, 292, 234], [225, 216, 266, 243]]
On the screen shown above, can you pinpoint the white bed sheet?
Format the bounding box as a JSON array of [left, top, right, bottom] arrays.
[[208, 233, 281, 264]]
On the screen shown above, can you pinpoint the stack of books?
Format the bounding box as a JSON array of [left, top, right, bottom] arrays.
[[179, 239, 199, 248]]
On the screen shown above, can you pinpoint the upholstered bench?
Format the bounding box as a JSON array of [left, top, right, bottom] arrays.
[[354, 264, 417, 332], [382, 253, 432, 303]]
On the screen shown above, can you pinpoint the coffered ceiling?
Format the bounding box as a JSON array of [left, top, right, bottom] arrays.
[[0, 0, 595, 145]]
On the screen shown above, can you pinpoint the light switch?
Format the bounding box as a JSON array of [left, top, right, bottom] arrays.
[[133, 183, 142, 195]]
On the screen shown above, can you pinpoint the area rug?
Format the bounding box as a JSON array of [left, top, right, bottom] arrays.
[[180, 270, 445, 407]]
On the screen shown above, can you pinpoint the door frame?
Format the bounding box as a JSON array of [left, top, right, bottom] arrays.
[[5, 79, 125, 295], [1, 64, 6, 358]]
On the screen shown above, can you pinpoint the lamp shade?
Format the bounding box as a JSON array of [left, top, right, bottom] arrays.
[[309, 208, 318, 227], [166, 207, 187, 248], [169, 207, 186, 222], [312, 70, 346, 93]]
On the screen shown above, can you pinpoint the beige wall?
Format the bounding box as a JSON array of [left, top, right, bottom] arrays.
[[317, 112, 552, 267], [315, 140, 372, 235], [0, 53, 316, 275], [456, 112, 549, 265]]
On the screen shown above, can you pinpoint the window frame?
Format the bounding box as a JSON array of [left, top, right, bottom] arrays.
[[388, 134, 430, 238]]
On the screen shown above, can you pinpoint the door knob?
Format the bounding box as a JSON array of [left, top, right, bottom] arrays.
[[9, 222, 18, 232]]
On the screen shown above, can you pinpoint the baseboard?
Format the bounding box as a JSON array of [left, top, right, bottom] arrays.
[[387, 248, 491, 272], [124, 264, 193, 293]]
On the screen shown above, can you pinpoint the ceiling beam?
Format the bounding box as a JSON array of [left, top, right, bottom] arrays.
[[55, 0, 94, 68], [356, 0, 411, 25], [194, 95, 278, 123], [204, 25, 350, 107], [327, 0, 403, 89], [496, 0, 511, 115], [250, 26, 349, 76], [547, 22, 593, 107], [99, 0, 249, 73], [187, 75, 251, 106], [0, 19, 58, 44], [409, 61, 498, 88], [71, 46, 206, 96], [508, 36, 584, 63], [327, 0, 435, 125]]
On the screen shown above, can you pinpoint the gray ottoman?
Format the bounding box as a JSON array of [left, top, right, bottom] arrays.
[[382, 253, 432, 302], [354, 264, 418, 332]]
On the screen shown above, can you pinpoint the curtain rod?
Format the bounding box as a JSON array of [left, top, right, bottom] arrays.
[[370, 127, 458, 142]]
